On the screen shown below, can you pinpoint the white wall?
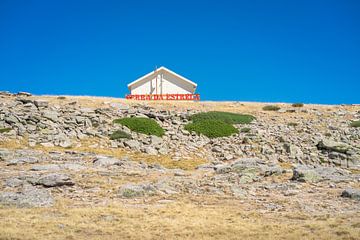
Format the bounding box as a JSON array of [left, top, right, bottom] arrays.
[[130, 70, 195, 95]]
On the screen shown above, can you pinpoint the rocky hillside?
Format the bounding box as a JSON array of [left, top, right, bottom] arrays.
[[1, 91, 360, 239]]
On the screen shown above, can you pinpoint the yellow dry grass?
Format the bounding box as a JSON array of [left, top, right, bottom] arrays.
[[0, 199, 359, 240]]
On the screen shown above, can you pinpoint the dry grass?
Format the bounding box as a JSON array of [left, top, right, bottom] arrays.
[[0, 199, 359, 240]]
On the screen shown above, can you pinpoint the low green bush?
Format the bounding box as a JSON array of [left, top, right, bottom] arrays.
[[287, 122, 298, 127], [113, 117, 165, 137], [57, 96, 66, 100], [109, 130, 131, 140], [262, 105, 280, 111], [185, 120, 239, 138], [292, 103, 304, 107], [189, 111, 255, 124], [350, 120, 360, 128], [0, 128, 11, 133], [240, 127, 251, 133]]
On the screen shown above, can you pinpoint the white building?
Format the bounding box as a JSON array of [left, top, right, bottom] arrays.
[[126, 66, 199, 100]]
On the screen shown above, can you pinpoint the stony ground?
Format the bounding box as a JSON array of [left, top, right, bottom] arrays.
[[0, 91, 360, 239]]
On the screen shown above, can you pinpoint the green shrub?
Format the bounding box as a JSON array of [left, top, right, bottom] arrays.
[[350, 121, 360, 128], [263, 105, 280, 111], [110, 130, 131, 140], [287, 122, 298, 127], [240, 127, 251, 133], [292, 103, 304, 107], [0, 128, 11, 133], [113, 117, 164, 137], [185, 120, 239, 138], [57, 96, 66, 100], [189, 111, 255, 124]]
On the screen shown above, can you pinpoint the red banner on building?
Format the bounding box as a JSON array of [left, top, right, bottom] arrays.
[[125, 94, 200, 101]]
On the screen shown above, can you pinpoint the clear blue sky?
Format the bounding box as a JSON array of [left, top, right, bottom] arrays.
[[0, 0, 359, 103]]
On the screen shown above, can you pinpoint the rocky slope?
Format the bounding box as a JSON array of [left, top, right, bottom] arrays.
[[0, 91, 360, 239]]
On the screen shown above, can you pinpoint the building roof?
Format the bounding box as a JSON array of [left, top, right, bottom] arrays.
[[127, 66, 197, 89]]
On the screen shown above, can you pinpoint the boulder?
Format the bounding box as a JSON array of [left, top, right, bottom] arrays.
[[292, 165, 351, 183], [145, 146, 158, 155], [317, 139, 352, 154], [62, 163, 86, 171], [34, 100, 48, 108], [124, 140, 141, 150], [17, 91, 32, 97], [31, 164, 61, 171], [7, 157, 38, 166], [291, 165, 322, 182], [93, 156, 122, 167], [33, 173, 74, 187], [150, 135, 163, 145], [341, 189, 360, 200], [0, 185, 53, 207], [118, 183, 156, 198]]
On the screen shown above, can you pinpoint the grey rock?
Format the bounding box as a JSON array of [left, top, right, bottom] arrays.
[[0, 185, 53, 207], [33, 173, 74, 187], [59, 139, 72, 148], [292, 165, 351, 183], [40, 142, 55, 147], [291, 165, 322, 182], [7, 157, 38, 165], [31, 164, 61, 171], [145, 146, 158, 155], [5, 178, 24, 187], [150, 135, 163, 145], [230, 186, 247, 198], [93, 156, 122, 167], [341, 188, 360, 200], [34, 99, 48, 108], [124, 140, 141, 150], [42, 110, 59, 122], [118, 183, 156, 198], [317, 139, 352, 154], [17, 91, 32, 96], [62, 163, 86, 171]]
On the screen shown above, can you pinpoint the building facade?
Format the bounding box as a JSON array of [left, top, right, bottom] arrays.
[[126, 66, 199, 100]]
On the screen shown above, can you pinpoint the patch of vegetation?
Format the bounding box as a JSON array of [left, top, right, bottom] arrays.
[[350, 121, 360, 128], [189, 111, 255, 124], [324, 132, 332, 137], [0, 128, 11, 133], [288, 122, 298, 127], [240, 127, 251, 133], [185, 120, 239, 138], [57, 96, 66, 100], [262, 105, 280, 111], [113, 117, 165, 137], [292, 103, 304, 107], [109, 130, 131, 140]]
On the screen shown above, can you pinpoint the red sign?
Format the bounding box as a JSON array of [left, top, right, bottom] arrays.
[[125, 94, 200, 101]]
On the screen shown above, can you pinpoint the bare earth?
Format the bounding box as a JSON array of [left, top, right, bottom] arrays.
[[0, 94, 360, 239]]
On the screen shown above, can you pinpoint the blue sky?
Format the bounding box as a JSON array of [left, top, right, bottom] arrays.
[[0, 0, 359, 103]]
